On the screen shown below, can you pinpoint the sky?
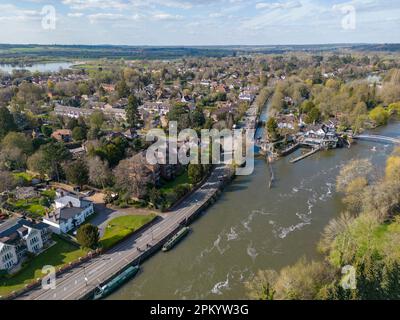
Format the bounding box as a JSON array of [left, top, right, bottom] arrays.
[[0, 0, 399, 45]]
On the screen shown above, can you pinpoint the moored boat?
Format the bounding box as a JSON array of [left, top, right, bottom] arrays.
[[162, 227, 190, 252], [93, 265, 140, 300]]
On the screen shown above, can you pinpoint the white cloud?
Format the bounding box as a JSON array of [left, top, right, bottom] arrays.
[[0, 4, 42, 21], [152, 13, 183, 21], [255, 1, 302, 10], [88, 13, 124, 23], [68, 12, 84, 18], [62, 0, 128, 10], [209, 12, 223, 18]]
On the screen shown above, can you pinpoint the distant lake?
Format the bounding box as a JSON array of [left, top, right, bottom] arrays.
[[0, 62, 73, 74]]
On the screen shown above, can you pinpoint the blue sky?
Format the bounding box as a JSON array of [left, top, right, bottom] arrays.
[[0, 0, 399, 45]]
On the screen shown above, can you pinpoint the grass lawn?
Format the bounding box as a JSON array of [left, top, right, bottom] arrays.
[[100, 215, 157, 250], [13, 172, 34, 184], [41, 189, 56, 200], [0, 235, 88, 298], [160, 171, 190, 194], [8, 190, 55, 217], [11, 199, 47, 217]]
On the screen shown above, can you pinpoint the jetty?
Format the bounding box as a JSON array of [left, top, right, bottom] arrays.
[[290, 147, 320, 164]]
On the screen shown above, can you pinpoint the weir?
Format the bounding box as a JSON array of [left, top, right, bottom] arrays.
[[353, 134, 400, 144]]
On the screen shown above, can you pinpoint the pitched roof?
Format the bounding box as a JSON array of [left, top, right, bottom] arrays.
[[0, 218, 48, 244]]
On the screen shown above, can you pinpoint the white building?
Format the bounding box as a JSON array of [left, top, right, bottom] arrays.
[[0, 218, 51, 271], [43, 191, 95, 234]]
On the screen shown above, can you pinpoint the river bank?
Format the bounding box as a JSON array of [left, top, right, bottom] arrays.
[[108, 121, 399, 300]]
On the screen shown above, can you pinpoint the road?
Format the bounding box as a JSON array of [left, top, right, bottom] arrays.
[[17, 165, 228, 300]]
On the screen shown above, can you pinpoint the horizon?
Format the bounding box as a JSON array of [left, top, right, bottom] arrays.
[[0, 42, 399, 47]]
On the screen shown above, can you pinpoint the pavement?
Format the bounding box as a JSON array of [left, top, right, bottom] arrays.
[[17, 165, 228, 300]]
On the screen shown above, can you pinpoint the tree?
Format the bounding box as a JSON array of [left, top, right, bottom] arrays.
[[41, 125, 53, 138], [126, 94, 141, 129], [273, 258, 335, 300], [336, 159, 373, 193], [0, 147, 27, 171], [148, 187, 162, 208], [300, 100, 315, 114], [94, 137, 127, 167], [40, 141, 71, 181], [190, 108, 206, 128], [0, 170, 16, 193], [88, 157, 111, 189], [116, 79, 130, 98], [114, 153, 159, 199], [76, 224, 99, 249], [1, 132, 33, 155], [245, 270, 278, 300], [188, 164, 203, 184], [72, 126, 87, 141], [385, 155, 400, 181], [266, 117, 279, 141], [27, 150, 48, 177], [168, 103, 190, 130], [306, 107, 321, 124], [388, 102, 400, 118], [369, 106, 389, 126], [0, 107, 16, 139], [90, 110, 105, 130], [66, 118, 79, 130], [47, 79, 55, 92], [65, 159, 89, 188]]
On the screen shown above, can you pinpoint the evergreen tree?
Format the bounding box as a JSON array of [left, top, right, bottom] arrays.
[[76, 224, 99, 249], [126, 94, 141, 129], [0, 106, 16, 139]]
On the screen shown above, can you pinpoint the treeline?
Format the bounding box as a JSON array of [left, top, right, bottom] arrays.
[[245, 150, 400, 300], [269, 66, 400, 132]]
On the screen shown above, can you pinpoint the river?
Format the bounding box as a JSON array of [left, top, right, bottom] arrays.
[[0, 62, 73, 73], [109, 107, 400, 299]]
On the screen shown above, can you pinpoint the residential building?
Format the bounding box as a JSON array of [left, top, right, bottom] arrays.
[[51, 129, 72, 142], [0, 218, 51, 271], [239, 92, 255, 102], [54, 104, 126, 121], [42, 192, 95, 234]]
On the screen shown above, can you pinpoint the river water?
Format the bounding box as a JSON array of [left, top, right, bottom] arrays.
[[109, 112, 400, 300], [0, 62, 72, 74]]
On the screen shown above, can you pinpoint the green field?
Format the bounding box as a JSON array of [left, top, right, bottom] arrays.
[[100, 215, 157, 249], [0, 235, 88, 298]]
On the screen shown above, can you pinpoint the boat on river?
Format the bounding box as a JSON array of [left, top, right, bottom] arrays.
[[93, 265, 140, 300], [162, 227, 191, 252]]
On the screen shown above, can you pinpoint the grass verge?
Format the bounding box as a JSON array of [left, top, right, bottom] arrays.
[[100, 214, 157, 250]]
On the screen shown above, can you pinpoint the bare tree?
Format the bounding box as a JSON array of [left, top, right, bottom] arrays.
[[114, 153, 159, 199], [88, 157, 111, 189], [336, 159, 374, 193], [0, 170, 16, 193]]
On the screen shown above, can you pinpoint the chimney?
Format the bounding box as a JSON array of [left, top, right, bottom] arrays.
[[68, 201, 73, 208]]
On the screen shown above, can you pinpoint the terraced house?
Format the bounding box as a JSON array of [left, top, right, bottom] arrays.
[[0, 218, 51, 271]]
